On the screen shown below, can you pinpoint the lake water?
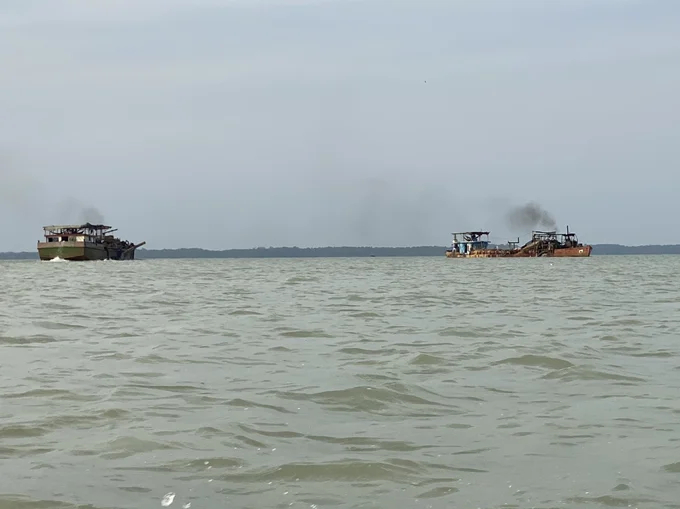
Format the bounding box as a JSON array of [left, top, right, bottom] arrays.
[[1, 256, 680, 509]]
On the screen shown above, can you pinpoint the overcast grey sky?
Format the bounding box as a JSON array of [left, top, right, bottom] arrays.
[[1, 0, 679, 251]]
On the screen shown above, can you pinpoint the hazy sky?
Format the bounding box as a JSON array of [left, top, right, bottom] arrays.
[[1, 0, 679, 251]]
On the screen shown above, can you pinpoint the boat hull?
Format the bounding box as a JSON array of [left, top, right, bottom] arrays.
[[37, 241, 138, 261], [445, 245, 593, 258], [552, 245, 592, 257], [38, 241, 106, 261], [445, 249, 514, 258]]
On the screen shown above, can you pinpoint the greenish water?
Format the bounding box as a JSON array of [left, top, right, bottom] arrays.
[[1, 256, 679, 509]]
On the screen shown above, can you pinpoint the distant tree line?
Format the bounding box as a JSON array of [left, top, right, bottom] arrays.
[[589, 244, 680, 255], [135, 246, 445, 258], [0, 252, 38, 260], [4, 244, 680, 260]]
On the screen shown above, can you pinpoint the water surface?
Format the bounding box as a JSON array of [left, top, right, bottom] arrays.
[[1, 256, 679, 508]]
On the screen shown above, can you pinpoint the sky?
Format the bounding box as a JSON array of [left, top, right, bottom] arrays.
[[1, 0, 679, 251]]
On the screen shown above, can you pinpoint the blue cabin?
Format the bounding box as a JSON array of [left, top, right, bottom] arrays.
[[449, 231, 491, 255]]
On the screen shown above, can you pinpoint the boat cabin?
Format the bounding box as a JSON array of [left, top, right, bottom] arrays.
[[450, 231, 491, 255], [559, 225, 581, 248], [531, 226, 581, 249], [42, 223, 113, 244], [530, 230, 558, 242]]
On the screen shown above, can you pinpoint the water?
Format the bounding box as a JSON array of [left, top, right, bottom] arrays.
[[1, 256, 680, 509]]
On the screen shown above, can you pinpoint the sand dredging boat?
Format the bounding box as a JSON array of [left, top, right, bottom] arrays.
[[37, 223, 146, 261], [445, 227, 592, 258]]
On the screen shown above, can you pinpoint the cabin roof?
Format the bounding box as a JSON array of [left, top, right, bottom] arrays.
[[43, 223, 112, 231], [43, 223, 111, 232], [451, 231, 490, 236]]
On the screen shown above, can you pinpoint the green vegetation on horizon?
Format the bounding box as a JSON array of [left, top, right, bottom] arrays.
[[4, 244, 680, 260]]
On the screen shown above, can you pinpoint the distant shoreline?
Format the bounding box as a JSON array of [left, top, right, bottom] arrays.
[[3, 244, 680, 260]]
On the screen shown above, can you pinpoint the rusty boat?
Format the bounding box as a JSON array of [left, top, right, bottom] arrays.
[[445, 227, 592, 258], [37, 223, 146, 261]]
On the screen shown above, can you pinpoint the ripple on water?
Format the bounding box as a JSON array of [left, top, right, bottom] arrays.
[[0, 335, 59, 345], [216, 458, 426, 483], [274, 385, 457, 416], [99, 436, 182, 460], [541, 366, 646, 383], [337, 347, 397, 356], [278, 328, 335, 338], [225, 398, 294, 414], [0, 425, 49, 439], [409, 353, 449, 365], [662, 462, 680, 473], [0, 495, 110, 509], [493, 354, 575, 370]]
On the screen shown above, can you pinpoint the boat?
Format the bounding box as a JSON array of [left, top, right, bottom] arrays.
[[515, 227, 593, 257], [445, 227, 592, 258], [37, 223, 146, 261]]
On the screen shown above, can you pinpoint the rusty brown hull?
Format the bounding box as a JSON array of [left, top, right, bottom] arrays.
[[445, 245, 593, 258], [552, 245, 592, 257]]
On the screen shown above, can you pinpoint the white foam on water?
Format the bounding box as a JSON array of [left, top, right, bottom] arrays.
[[161, 492, 175, 506]]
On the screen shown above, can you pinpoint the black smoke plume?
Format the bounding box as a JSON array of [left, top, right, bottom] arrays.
[[506, 202, 557, 232]]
